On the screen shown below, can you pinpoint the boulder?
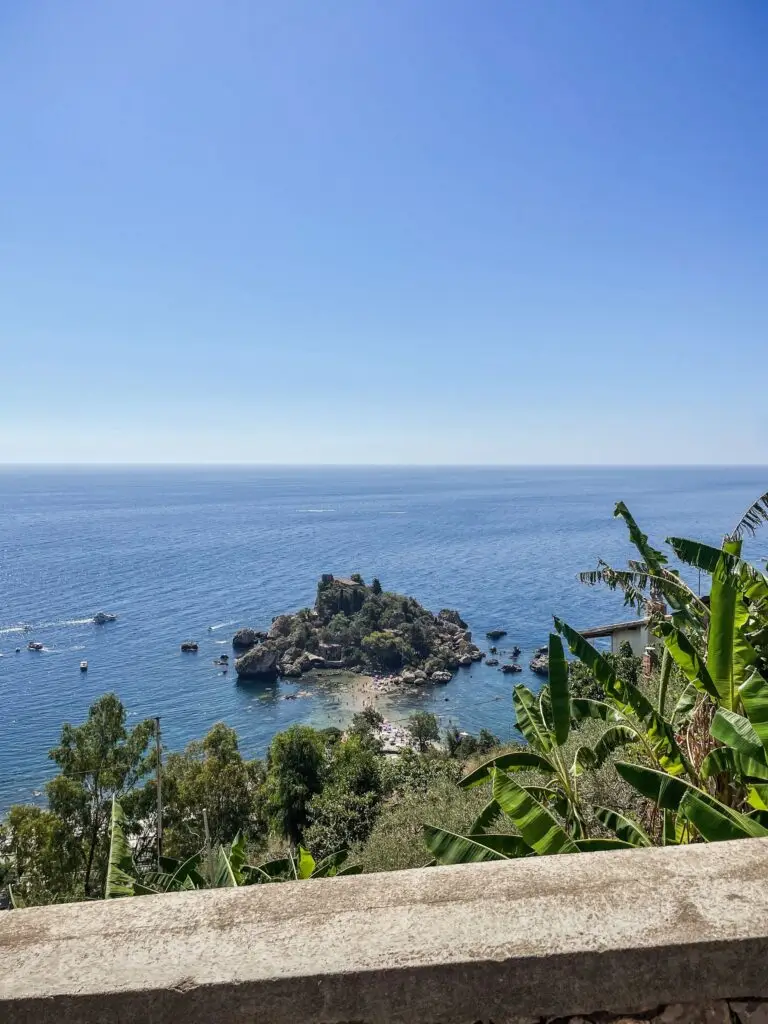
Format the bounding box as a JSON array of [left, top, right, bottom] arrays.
[[438, 609, 468, 629], [469, 647, 483, 661], [486, 629, 507, 641], [459, 654, 472, 667], [232, 628, 261, 651], [432, 670, 452, 683], [530, 653, 549, 676], [93, 612, 117, 625], [235, 643, 281, 681], [486, 658, 499, 666], [401, 670, 417, 684], [501, 663, 522, 674], [413, 669, 428, 683], [180, 641, 198, 652], [269, 615, 294, 638], [511, 645, 521, 658], [281, 662, 302, 678], [298, 652, 326, 673]]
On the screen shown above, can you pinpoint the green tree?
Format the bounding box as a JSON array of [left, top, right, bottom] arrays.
[[371, 577, 382, 596], [154, 723, 266, 860], [263, 725, 326, 844], [2, 805, 82, 907], [408, 711, 440, 753], [45, 693, 154, 897]]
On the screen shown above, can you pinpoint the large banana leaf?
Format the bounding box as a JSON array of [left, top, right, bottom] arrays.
[[295, 847, 316, 880], [570, 698, 622, 723], [706, 539, 742, 709], [423, 824, 526, 863], [740, 669, 768, 754], [310, 849, 350, 878], [672, 684, 698, 724], [615, 761, 694, 811], [731, 490, 768, 540], [492, 769, 578, 855], [459, 750, 555, 789], [679, 788, 768, 842], [710, 707, 763, 758], [573, 838, 636, 851], [469, 799, 501, 834], [548, 633, 570, 745], [105, 798, 137, 899], [593, 805, 651, 846], [657, 622, 719, 701], [573, 725, 639, 774], [556, 618, 685, 774], [700, 747, 768, 782], [513, 684, 553, 752], [667, 537, 768, 606], [614, 501, 667, 571]]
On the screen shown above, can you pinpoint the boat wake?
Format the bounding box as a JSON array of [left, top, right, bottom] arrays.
[[208, 621, 236, 631]]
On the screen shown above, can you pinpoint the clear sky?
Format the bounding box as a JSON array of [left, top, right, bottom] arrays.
[[1, 2, 766, 464]]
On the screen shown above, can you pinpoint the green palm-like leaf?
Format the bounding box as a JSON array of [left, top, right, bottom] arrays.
[[105, 798, 137, 899], [740, 669, 768, 754], [700, 747, 768, 782], [672, 683, 698, 724], [574, 726, 639, 774], [614, 501, 667, 571], [593, 806, 650, 846], [657, 622, 719, 701], [513, 685, 553, 752], [730, 490, 768, 540], [667, 537, 768, 606], [573, 838, 636, 851], [679, 788, 768, 842], [556, 619, 685, 774], [423, 825, 522, 864], [615, 761, 693, 811], [706, 539, 742, 709], [469, 799, 501, 834], [459, 750, 555, 789], [492, 769, 577, 855], [311, 849, 350, 878], [548, 633, 570, 745], [295, 847, 316, 880], [710, 707, 763, 758], [570, 698, 622, 723]]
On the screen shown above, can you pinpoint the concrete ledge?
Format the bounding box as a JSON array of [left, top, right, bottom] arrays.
[[2, 839, 768, 1023]]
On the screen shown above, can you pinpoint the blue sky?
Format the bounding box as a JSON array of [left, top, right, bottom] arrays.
[[1, 1, 766, 464]]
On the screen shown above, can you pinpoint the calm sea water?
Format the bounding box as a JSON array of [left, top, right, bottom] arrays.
[[1, 466, 766, 811]]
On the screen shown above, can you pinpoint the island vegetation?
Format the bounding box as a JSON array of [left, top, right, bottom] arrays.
[[2, 488, 768, 907], [233, 573, 484, 682]]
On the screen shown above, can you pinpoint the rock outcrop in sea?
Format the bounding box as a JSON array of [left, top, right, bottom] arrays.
[[234, 575, 483, 684]]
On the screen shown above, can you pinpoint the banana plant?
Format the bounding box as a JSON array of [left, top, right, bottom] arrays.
[[105, 799, 359, 897], [424, 634, 641, 864]]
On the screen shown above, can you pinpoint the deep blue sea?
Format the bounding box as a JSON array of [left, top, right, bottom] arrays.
[[1, 466, 766, 812]]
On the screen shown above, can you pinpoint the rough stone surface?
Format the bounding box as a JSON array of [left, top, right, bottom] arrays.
[[3, 841, 768, 1024], [232, 628, 261, 650], [732, 1003, 768, 1024], [234, 643, 280, 680]]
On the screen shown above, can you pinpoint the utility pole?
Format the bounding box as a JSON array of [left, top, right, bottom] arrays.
[[154, 717, 163, 868]]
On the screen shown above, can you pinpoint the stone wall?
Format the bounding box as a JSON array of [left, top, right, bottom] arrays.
[[2, 839, 768, 1023]]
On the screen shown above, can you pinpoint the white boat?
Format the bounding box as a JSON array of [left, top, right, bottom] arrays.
[[80, 660, 88, 672]]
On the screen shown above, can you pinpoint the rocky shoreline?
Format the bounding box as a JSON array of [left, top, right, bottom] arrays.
[[232, 574, 486, 684]]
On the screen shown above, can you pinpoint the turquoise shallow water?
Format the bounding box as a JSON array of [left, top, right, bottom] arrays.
[[1, 465, 766, 810]]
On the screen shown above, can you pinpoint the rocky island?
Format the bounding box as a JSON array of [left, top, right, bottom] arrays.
[[234, 574, 484, 683]]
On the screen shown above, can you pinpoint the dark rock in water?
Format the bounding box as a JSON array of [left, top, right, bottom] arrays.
[[432, 670, 452, 683], [235, 643, 280, 681], [486, 658, 499, 666], [232, 628, 267, 650], [530, 653, 549, 676], [219, 653, 229, 662], [181, 641, 199, 652], [93, 612, 117, 625], [486, 629, 507, 641], [489, 646, 497, 655], [512, 646, 521, 658], [500, 663, 522, 674], [27, 641, 43, 651]]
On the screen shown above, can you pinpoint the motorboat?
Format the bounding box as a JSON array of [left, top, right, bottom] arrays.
[[80, 660, 88, 672]]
